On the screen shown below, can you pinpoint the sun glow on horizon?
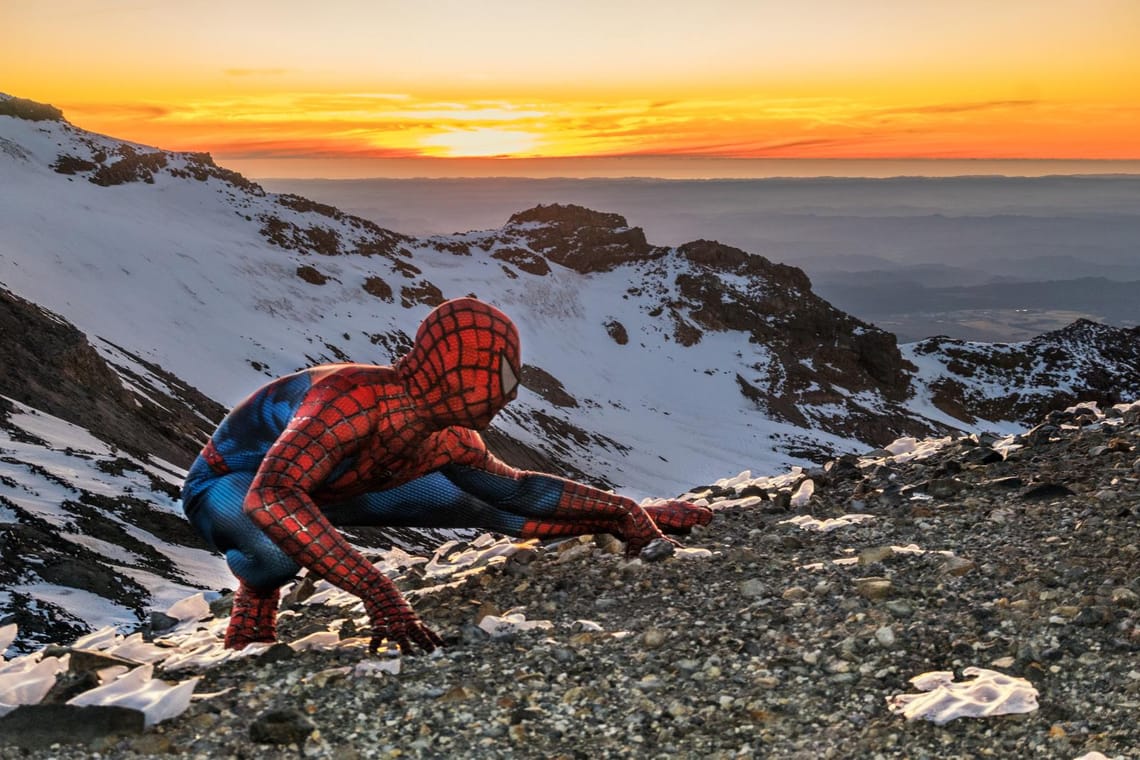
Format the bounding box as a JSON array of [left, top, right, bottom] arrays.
[[419, 128, 540, 158]]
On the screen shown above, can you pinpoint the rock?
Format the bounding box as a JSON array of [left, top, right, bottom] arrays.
[[941, 556, 978, 576], [1112, 587, 1139, 608], [1021, 482, 1076, 500], [0, 704, 145, 749], [147, 611, 179, 634], [855, 578, 892, 600], [740, 579, 766, 598], [639, 539, 676, 563], [249, 708, 316, 745], [926, 478, 968, 498], [983, 476, 1024, 490]]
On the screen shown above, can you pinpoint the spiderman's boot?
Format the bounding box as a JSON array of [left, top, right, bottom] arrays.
[[224, 582, 280, 649]]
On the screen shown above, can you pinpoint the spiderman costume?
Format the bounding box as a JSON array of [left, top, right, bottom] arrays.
[[181, 297, 712, 654]]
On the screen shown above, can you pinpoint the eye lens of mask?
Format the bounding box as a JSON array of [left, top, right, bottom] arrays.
[[500, 355, 519, 397]]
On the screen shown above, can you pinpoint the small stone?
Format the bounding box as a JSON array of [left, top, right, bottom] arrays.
[[884, 600, 914, 618], [249, 708, 316, 745], [858, 546, 894, 565], [782, 586, 809, 601], [874, 626, 897, 648], [1112, 587, 1139, 608], [740, 578, 766, 598], [642, 628, 667, 649], [855, 578, 892, 600], [941, 556, 977, 576]]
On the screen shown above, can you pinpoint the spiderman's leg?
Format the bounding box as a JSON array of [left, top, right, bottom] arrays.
[[325, 472, 532, 534], [440, 465, 667, 554], [185, 473, 299, 647], [324, 471, 617, 543]]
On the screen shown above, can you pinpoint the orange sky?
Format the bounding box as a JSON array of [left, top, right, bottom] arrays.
[[3, 0, 1139, 177]]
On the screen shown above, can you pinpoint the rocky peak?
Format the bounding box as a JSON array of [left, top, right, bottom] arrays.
[[676, 239, 812, 293], [504, 203, 662, 273], [0, 95, 64, 122], [659, 238, 915, 434], [908, 320, 1140, 426]]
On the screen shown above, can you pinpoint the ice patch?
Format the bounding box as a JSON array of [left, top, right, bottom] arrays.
[[478, 609, 554, 637], [67, 663, 200, 728], [0, 653, 69, 716], [789, 479, 814, 507], [780, 513, 875, 532], [887, 667, 1038, 725], [165, 592, 216, 623]]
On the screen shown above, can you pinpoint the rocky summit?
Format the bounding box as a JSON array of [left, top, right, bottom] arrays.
[[2, 401, 1137, 758]]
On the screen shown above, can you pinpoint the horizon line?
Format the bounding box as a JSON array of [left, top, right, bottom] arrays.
[[232, 156, 1140, 182]]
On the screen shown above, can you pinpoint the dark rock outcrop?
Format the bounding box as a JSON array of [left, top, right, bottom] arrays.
[[505, 204, 664, 273], [0, 287, 222, 466]]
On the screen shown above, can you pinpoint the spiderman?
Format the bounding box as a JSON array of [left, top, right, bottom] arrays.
[[181, 297, 712, 655]]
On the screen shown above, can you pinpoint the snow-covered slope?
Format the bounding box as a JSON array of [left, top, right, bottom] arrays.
[[0, 395, 228, 650]]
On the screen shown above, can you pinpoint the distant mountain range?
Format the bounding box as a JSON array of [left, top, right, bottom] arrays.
[[2, 93, 1139, 652]]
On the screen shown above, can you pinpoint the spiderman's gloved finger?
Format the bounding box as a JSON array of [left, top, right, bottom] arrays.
[[369, 620, 442, 656], [409, 623, 443, 653]]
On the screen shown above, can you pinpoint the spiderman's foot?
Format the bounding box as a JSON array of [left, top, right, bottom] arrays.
[[223, 629, 278, 650], [225, 583, 281, 650]]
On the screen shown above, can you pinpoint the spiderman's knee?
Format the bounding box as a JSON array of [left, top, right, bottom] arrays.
[[225, 547, 299, 591], [508, 475, 565, 515]]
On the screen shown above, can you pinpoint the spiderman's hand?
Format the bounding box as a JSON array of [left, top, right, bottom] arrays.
[[361, 576, 443, 655], [620, 507, 676, 559], [642, 500, 714, 534]]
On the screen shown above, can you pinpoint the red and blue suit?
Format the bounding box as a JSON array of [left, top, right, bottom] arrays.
[[181, 298, 711, 654]]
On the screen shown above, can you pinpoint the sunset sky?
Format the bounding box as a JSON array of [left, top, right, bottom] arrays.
[[3, 0, 1139, 177]]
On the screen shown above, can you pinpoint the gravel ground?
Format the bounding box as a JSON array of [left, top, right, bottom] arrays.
[[2, 403, 1138, 759]]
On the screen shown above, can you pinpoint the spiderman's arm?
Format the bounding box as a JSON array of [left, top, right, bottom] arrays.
[[244, 381, 440, 654], [445, 428, 710, 555]]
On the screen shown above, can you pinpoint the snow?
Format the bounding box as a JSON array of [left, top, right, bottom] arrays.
[[67, 663, 201, 728], [887, 668, 1039, 725]]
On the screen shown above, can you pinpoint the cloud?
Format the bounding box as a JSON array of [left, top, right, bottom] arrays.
[[209, 137, 424, 160], [873, 99, 1038, 118], [63, 102, 173, 120]]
